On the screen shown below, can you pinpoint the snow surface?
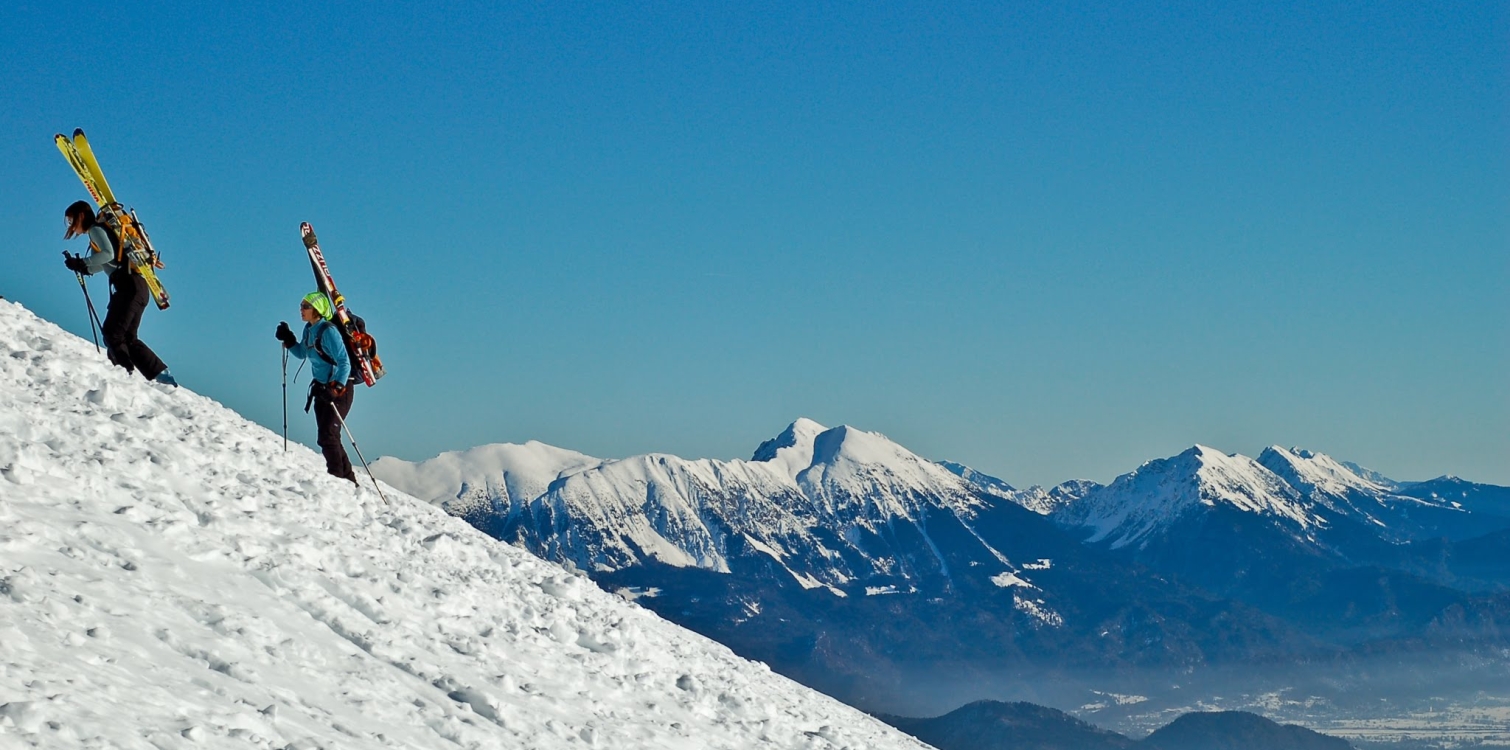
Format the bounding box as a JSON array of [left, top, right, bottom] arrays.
[[0, 300, 930, 750], [989, 572, 1034, 589], [1011, 596, 1062, 628]]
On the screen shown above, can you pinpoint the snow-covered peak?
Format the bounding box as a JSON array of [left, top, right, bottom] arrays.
[[1257, 445, 1390, 497], [749, 419, 969, 496], [750, 417, 827, 479], [797, 424, 967, 497], [1186, 446, 1312, 518], [1056, 445, 1315, 548], [371, 441, 601, 517], [0, 300, 927, 750]]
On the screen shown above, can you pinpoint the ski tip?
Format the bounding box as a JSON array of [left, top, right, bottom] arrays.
[[300, 221, 313, 233], [73, 127, 86, 138]]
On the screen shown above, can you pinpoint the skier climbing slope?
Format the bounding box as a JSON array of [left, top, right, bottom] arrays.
[[0, 298, 928, 749]]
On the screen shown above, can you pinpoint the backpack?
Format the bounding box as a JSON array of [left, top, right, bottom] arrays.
[[312, 314, 385, 384], [93, 205, 152, 269], [90, 216, 123, 262]]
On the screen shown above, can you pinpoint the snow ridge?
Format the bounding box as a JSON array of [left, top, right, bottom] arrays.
[[938, 461, 1017, 500], [1258, 446, 1393, 498], [0, 300, 927, 750], [1056, 446, 1317, 548]]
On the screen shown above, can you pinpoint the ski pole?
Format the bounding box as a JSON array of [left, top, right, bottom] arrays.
[[280, 347, 288, 452], [85, 285, 102, 338], [64, 251, 102, 352], [333, 408, 389, 505], [79, 276, 101, 352]]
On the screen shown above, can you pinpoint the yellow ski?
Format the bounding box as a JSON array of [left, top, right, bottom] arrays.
[[70, 129, 117, 205], [55, 134, 104, 205], [53, 129, 170, 309], [122, 207, 170, 309]]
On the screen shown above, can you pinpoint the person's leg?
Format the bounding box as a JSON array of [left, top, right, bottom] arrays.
[[313, 395, 349, 479], [120, 274, 166, 380], [334, 387, 357, 481], [100, 269, 141, 374]]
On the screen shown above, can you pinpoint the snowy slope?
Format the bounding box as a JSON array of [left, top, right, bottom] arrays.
[[0, 300, 930, 750], [1341, 461, 1401, 490], [1258, 446, 1393, 499], [937, 461, 1017, 501], [1255, 445, 1410, 525], [1257, 446, 1489, 543], [1054, 446, 1318, 548]]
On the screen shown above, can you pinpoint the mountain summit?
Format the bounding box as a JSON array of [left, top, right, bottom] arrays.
[[750, 416, 827, 467], [752, 418, 976, 503], [1054, 445, 1318, 549]]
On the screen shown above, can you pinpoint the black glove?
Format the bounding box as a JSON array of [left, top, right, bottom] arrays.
[[64, 256, 89, 275], [276, 321, 296, 348]]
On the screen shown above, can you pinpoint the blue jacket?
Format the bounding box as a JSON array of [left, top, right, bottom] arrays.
[[289, 320, 351, 385]]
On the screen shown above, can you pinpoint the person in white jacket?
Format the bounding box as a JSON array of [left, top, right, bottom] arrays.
[[63, 200, 175, 386]]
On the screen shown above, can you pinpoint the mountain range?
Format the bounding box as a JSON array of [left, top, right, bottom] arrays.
[[1043, 444, 1510, 642], [878, 701, 1353, 750], [373, 419, 1510, 735]]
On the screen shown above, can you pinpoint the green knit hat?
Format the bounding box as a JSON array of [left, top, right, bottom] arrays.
[[302, 292, 334, 320]]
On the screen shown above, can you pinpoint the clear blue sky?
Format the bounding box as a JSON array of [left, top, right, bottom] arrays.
[[2, 1, 1504, 487]]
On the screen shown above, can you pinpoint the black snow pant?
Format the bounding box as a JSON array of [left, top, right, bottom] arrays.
[[102, 267, 167, 380], [312, 382, 357, 484]]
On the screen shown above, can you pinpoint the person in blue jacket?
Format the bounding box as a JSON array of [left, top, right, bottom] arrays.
[[277, 292, 357, 485]]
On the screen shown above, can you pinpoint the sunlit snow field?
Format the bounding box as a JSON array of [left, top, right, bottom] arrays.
[[0, 299, 927, 749]]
